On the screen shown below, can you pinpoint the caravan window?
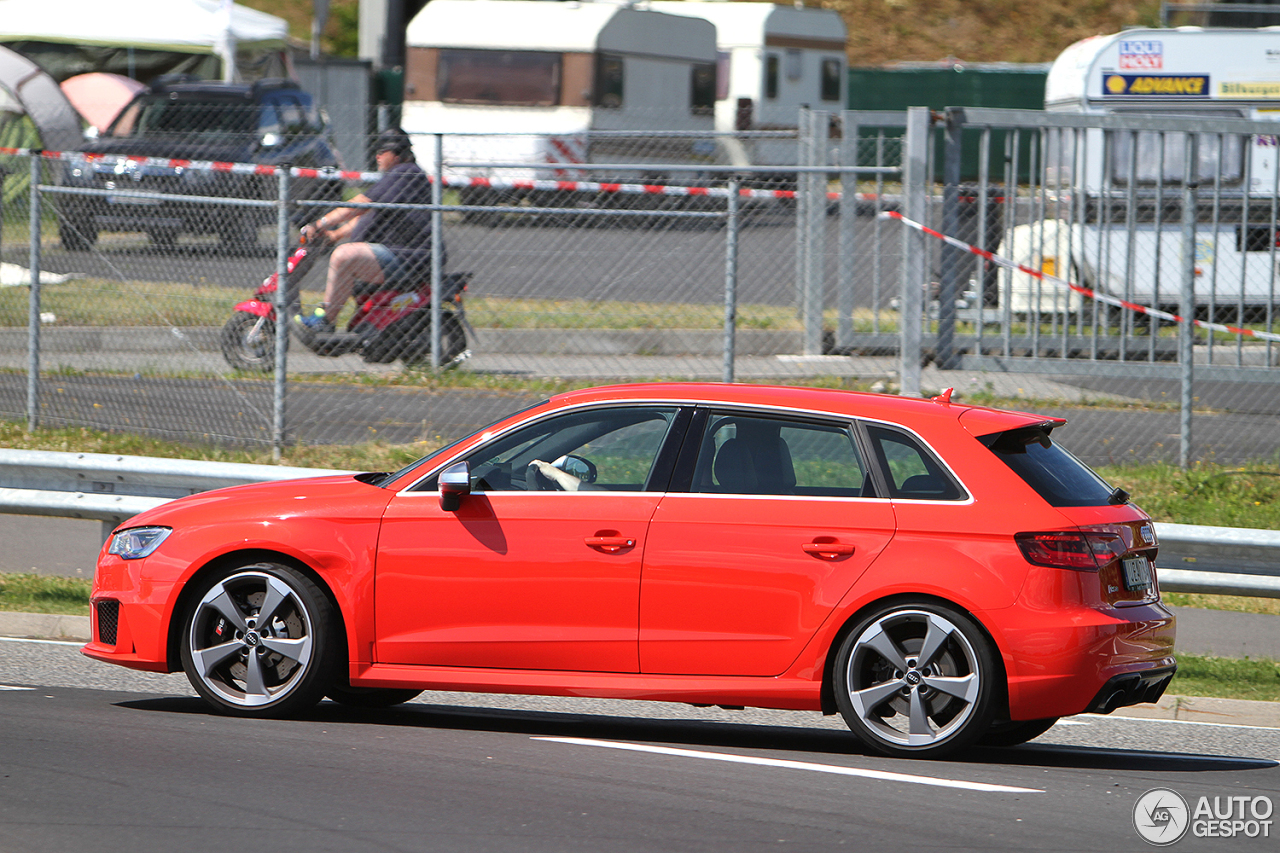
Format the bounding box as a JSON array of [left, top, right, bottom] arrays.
[[594, 54, 624, 108], [1108, 110, 1246, 186], [438, 49, 561, 106], [764, 55, 779, 100], [691, 63, 715, 115], [821, 59, 841, 102]]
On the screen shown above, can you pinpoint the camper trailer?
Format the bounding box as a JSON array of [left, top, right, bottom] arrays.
[[401, 0, 717, 191], [650, 1, 847, 167], [1004, 27, 1280, 316]]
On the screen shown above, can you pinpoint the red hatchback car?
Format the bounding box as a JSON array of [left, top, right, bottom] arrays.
[[84, 383, 1175, 759]]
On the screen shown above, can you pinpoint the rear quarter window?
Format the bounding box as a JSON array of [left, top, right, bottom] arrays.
[[980, 427, 1116, 507]]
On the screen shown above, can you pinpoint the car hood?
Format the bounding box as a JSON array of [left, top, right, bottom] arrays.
[[78, 136, 261, 164], [120, 474, 392, 530]]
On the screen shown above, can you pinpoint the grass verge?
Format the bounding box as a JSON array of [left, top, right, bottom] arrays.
[[1169, 653, 1280, 703], [0, 573, 92, 617]]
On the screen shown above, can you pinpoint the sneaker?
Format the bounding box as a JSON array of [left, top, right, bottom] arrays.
[[293, 308, 334, 339]]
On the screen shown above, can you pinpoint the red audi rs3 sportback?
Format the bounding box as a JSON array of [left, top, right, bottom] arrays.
[[84, 383, 1175, 759]]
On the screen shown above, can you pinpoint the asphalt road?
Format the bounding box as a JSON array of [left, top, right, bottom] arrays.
[[1, 638, 1276, 853]]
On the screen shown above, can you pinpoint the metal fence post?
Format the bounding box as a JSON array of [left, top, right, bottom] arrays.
[[837, 111, 858, 351], [1180, 134, 1198, 470], [431, 133, 444, 370], [723, 178, 740, 383], [803, 110, 828, 356], [795, 107, 810, 333], [27, 153, 41, 431], [272, 167, 291, 460], [899, 108, 929, 397], [937, 109, 964, 371]]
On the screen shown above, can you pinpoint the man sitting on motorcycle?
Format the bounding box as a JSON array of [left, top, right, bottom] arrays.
[[296, 127, 442, 336]]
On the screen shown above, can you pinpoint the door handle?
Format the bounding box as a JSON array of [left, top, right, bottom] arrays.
[[803, 542, 855, 559], [586, 535, 636, 553]]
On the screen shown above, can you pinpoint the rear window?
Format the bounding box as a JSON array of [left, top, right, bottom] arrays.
[[980, 427, 1116, 507]]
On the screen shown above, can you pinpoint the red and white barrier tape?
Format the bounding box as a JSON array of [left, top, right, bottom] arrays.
[[881, 210, 1280, 345], [1, 145, 866, 203]]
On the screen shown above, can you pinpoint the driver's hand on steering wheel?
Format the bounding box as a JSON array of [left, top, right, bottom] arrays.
[[527, 459, 581, 491]]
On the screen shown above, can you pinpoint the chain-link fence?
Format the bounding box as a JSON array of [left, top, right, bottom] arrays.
[[0, 109, 903, 452], [3, 105, 1280, 467]]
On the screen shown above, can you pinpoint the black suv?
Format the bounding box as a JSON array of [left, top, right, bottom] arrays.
[[57, 78, 344, 251]]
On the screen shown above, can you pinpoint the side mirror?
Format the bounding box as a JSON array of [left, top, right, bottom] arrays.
[[439, 461, 471, 511]]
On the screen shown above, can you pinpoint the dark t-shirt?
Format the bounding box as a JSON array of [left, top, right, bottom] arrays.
[[350, 161, 440, 273]]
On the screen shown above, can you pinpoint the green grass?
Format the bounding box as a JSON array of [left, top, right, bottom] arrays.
[[1168, 653, 1280, 703], [0, 573, 92, 617]]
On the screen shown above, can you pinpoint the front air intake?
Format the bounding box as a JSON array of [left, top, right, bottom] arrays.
[[95, 600, 119, 646]]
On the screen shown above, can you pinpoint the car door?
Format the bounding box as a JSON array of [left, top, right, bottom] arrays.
[[375, 405, 683, 673], [640, 411, 896, 677]]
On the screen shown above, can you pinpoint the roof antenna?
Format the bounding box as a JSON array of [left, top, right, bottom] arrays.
[[931, 387, 955, 405]]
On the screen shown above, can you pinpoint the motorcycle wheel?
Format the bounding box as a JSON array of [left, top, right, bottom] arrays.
[[221, 312, 281, 372], [402, 313, 468, 367]]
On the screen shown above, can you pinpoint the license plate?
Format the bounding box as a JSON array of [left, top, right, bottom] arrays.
[[1122, 556, 1152, 590]]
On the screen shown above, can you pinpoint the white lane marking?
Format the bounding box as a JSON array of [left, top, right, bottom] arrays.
[[0, 636, 83, 647], [1104, 713, 1280, 733], [0, 685, 36, 691], [533, 736, 1044, 794]]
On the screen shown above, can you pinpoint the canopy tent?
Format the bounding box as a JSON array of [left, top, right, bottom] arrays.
[[0, 0, 291, 83], [0, 44, 82, 151]]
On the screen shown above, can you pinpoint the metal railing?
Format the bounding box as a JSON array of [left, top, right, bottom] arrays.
[[0, 448, 1274, 598]]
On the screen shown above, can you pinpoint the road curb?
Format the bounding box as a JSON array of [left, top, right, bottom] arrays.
[[0, 611, 90, 642]]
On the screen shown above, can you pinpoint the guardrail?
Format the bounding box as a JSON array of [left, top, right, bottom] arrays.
[[0, 449, 352, 541], [0, 449, 1275, 598]]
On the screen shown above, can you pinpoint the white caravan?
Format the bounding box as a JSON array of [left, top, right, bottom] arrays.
[[401, 0, 717, 186], [650, 0, 848, 167], [1004, 27, 1280, 316]]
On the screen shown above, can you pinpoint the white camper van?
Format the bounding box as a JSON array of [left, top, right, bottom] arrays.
[[650, 0, 847, 167], [1005, 27, 1280, 316], [401, 0, 717, 188]]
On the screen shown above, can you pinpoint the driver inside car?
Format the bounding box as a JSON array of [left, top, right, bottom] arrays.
[[527, 456, 598, 491]]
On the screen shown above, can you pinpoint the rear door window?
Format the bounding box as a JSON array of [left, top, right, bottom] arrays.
[[979, 427, 1116, 507]]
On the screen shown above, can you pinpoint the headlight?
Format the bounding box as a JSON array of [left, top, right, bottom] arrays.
[[107, 526, 172, 560]]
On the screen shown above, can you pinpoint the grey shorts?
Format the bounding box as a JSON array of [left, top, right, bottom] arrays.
[[368, 243, 412, 286]]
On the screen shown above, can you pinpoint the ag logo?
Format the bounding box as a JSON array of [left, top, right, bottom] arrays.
[[1134, 788, 1190, 845]]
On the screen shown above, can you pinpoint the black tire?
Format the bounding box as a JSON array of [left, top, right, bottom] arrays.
[[979, 717, 1059, 748], [326, 685, 423, 708], [833, 599, 997, 759], [219, 218, 259, 250], [221, 312, 280, 372], [59, 210, 97, 252], [148, 228, 179, 249], [403, 313, 467, 367], [179, 562, 339, 718]]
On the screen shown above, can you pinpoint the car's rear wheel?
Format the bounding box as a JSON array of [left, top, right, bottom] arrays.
[[833, 600, 997, 759], [59, 208, 97, 252], [180, 563, 338, 717], [979, 717, 1060, 747]]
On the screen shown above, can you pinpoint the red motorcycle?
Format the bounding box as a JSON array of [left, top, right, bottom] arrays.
[[220, 236, 471, 372]]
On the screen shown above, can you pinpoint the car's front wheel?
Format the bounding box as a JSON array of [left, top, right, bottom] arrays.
[[833, 600, 997, 759], [180, 563, 338, 717]]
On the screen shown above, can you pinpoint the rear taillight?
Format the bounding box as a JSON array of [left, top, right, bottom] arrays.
[[1015, 526, 1125, 571]]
